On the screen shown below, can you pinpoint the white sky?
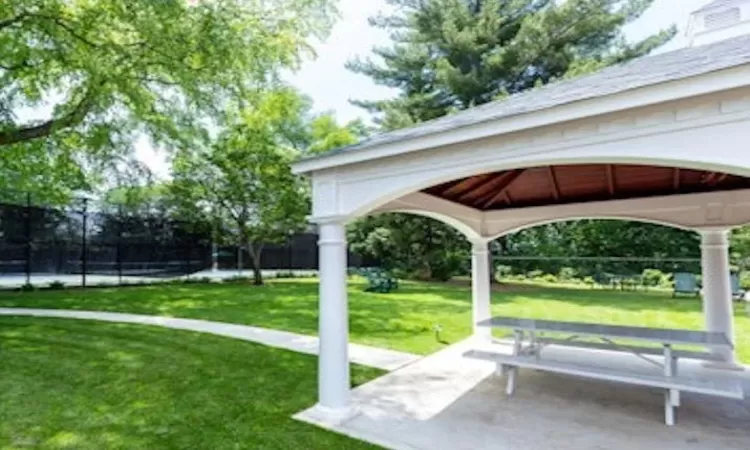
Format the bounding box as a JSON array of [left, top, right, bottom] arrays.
[[136, 0, 711, 177]]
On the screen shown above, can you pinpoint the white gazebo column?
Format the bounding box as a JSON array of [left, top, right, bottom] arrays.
[[471, 240, 493, 341], [699, 229, 737, 366], [316, 219, 352, 417]]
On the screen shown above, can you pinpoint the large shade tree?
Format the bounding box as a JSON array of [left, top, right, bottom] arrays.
[[348, 0, 675, 128], [0, 0, 336, 201]]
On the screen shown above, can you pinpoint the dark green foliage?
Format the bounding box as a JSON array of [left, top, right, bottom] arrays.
[[1, 0, 336, 199], [47, 281, 66, 290], [348, 214, 470, 281], [500, 220, 701, 276], [224, 275, 253, 283], [182, 277, 214, 285], [348, 0, 676, 128], [19, 283, 35, 292], [275, 271, 298, 279], [642, 268, 668, 287]]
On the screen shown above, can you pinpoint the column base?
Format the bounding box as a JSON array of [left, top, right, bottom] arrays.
[[295, 403, 359, 427], [472, 328, 493, 343]]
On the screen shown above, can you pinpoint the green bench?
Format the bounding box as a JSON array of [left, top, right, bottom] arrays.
[[353, 267, 399, 293]]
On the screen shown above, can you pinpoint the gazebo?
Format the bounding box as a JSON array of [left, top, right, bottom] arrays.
[[292, 1, 750, 422]]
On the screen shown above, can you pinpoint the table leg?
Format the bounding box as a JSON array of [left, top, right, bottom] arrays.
[[663, 344, 676, 425], [506, 330, 523, 396], [670, 356, 680, 406], [664, 390, 674, 426], [529, 331, 538, 359]]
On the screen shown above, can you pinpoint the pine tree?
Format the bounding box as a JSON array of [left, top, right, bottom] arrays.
[[348, 0, 676, 129]]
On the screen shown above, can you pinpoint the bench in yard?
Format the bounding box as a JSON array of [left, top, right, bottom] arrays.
[[465, 349, 743, 426], [355, 267, 399, 293], [466, 316, 744, 426]]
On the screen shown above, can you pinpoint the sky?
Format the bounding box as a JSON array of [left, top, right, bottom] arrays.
[[136, 0, 713, 177]]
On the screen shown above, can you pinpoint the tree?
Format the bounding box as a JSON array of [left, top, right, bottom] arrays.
[[170, 89, 310, 285], [1, 0, 336, 197], [348, 214, 470, 280], [348, 0, 675, 127], [731, 226, 750, 274], [306, 114, 369, 154], [500, 220, 701, 276]]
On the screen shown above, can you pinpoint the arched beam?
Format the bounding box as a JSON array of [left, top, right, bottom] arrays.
[[307, 88, 750, 222], [482, 189, 750, 240], [372, 192, 484, 241]]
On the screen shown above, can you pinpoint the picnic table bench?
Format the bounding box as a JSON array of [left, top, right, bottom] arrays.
[[464, 316, 744, 426]]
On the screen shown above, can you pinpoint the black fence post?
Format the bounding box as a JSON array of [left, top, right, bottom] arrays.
[[117, 205, 123, 286], [287, 237, 293, 271], [24, 193, 32, 285], [186, 231, 193, 275], [81, 198, 88, 288]]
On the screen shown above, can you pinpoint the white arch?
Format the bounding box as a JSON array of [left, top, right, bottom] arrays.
[[370, 191, 484, 241], [371, 210, 482, 241], [487, 216, 697, 241], [314, 112, 750, 220]]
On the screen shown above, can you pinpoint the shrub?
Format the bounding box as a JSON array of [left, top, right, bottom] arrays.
[[740, 271, 750, 290], [583, 276, 596, 287], [430, 252, 464, 282], [182, 276, 215, 284], [275, 271, 296, 279], [495, 265, 513, 281], [659, 272, 674, 289], [224, 276, 251, 283], [558, 267, 577, 281], [19, 283, 35, 292], [540, 273, 558, 284], [642, 268, 666, 287], [389, 268, 409, 280], [527, 269, 543, 280], [48, 281, 66, 290]]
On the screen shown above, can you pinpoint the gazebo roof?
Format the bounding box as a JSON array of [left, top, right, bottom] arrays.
[[423, 164, 750, 212], [693, 0, 742, 13], [295, 34, 750, 173]]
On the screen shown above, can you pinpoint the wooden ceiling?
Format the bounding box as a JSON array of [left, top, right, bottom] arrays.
[[422, 164, 750, 211]]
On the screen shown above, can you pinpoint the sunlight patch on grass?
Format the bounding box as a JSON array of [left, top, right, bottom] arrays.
[[1, 279, 748, 362], [0, 318, 383, 450]]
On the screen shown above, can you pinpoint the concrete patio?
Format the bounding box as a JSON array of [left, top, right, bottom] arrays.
[[296, 338, 750, 450]]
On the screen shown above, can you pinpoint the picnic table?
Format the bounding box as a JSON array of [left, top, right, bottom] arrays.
[[465, 316, 744, 426]]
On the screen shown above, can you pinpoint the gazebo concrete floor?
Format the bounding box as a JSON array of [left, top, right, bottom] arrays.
[[295, 338, 750, 450]]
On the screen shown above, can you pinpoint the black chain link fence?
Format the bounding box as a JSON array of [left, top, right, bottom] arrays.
[[0, 194, 369, 289]]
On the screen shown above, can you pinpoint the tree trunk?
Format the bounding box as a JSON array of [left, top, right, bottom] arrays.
[[247, 243, 264, 286], [237, 242, 243, 275]]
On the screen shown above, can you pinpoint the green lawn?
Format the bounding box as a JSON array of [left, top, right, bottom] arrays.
[[0, 317, 382, 450], [1, 279, 748, 362]]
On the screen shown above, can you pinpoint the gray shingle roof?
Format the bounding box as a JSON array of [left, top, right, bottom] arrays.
[[305, 34, 750, 163], [694, 0, 743, 13]]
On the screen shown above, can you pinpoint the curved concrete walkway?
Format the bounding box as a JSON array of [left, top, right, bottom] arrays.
[[0, 308, 419, 371]]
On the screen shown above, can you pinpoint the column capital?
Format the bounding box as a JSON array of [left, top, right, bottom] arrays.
[[309, 214, 350, 225], [698, 228, 730, 248], [696, 226, 731, 235], [317, 220, 347, 246], [469, 238, 492, 253]]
